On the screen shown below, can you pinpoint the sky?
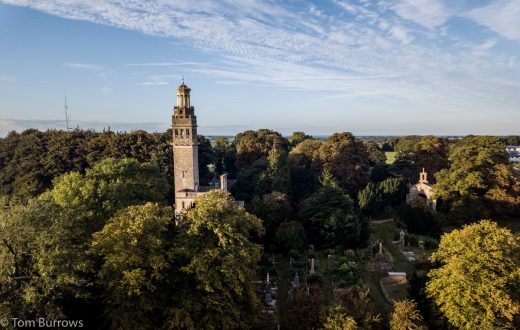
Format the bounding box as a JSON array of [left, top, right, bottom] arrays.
[[0, 0, 519, 136]]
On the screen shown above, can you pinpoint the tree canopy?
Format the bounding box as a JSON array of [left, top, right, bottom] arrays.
[[174, 190, 264, 329], [434, 136, 520, 221], [426, 220, 520, 329], [318, 133, 369, 196]]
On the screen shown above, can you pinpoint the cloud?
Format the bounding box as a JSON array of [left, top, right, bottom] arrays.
[[465, 0, 520, 40], [1, 0, 519, 118], [388, 25, 415, 45], [64, 62, 103, 70], [391, 0, 452, 29]]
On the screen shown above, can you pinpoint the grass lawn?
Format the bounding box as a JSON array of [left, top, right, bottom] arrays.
[[359, 267, 392, 315], [385, 151, 397, 164], [371, 221, 414, 275]]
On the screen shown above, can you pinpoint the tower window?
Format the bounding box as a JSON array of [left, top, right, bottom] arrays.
[[174, 129, 178, 137], [182, 201, 185, 209], [186, 129, 190, 137]]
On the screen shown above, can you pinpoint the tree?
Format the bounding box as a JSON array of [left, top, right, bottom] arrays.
[[0, 199, 53, 320], [284, 285, 325, 330], [358, 183, 382, 216], [299, 174, 368, 248], [395, 136, 421, 154], [172, 190, 264, 329], [333, 286, 381, 329], [234, 129, 287, 170], [288, 131, 312, 148], [275, 221, 306, 252], [364, 140, 386, 166], [197, 134, 213, 186], [391, 136, 449, 183], [90, 203, 172, 329], [288, 139, 322, 201], [51, 158, 169, 223], [379, 177, 408, 207], [426, 220, 520, 329], [251, 192, 292, 248], [319, 133, 369, 196], [413, 136, 449, 181], [390, 299, 425, 330], [213, 136, 236, 176], [262, 143, 291, 194], [323, 306, 358, 330], [434, 136, 519, 221], [3, 129, 49, 200], [394, 203, 441, 237]]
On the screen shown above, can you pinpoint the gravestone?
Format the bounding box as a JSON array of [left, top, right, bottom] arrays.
[[399, 230, 405, 248], [310, 258, 315, 274]]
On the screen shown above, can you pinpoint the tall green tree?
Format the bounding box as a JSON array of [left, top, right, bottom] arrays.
[[197, 134, 214, 186], [319, 133, 369, 196], [364, 140, 386, 166], [426, 220, 520, 329], [263, 143, 290, 194], [172, 190, 264, 329], [434, 136, 519, 221], [251, 191, 292, 248], [51, 158, 169, 221], [234, 129, 287, 170], [299, 172, 368, 248], [90, 203, 173, 329], [213, 136, 236, 176], [288, 139, 322, 201], [358, 183, 382, 216]]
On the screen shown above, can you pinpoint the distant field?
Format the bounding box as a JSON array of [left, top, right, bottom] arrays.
[[385, 151, 397, 164]]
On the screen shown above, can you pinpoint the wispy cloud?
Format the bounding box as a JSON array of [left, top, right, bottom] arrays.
[[465, 0, 520, 40], [2, 0, 519, 116], [390, 0, 453, 30], [64, 62, 103, 70]]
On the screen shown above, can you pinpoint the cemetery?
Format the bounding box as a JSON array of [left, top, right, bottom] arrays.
[[254, 218, 439, 327]]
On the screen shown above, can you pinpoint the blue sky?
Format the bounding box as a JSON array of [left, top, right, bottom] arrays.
[[0, 0, 519, 136]]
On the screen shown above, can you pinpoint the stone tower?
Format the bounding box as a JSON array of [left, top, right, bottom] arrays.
[[172, 79, 199, 212]]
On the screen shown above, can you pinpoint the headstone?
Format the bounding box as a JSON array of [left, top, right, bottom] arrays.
[[266, 272, 270, 284], [388, 272, 407, 283], [379, 242, 383, 255], [399, 230, 405, 248], [419, 240, 425, 249], [294, 272, 300, 288], [289, 257, 294, 267], [310, 258, 315, 274]]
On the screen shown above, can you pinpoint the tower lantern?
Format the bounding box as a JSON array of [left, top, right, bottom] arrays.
[[176, 78, 191, 108]]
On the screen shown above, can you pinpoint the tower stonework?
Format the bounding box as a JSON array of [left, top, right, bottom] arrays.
[[172, 80, 199, 212]]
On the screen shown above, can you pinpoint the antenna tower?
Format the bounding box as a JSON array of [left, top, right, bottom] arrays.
[[64, 93, 71, 130]]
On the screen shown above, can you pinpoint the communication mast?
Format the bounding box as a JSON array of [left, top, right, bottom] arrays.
[[64, 92, 71, 130]]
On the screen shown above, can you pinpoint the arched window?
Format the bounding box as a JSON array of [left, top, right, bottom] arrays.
[[186, 129, 190, 138], [174, 129, 178, 137]]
